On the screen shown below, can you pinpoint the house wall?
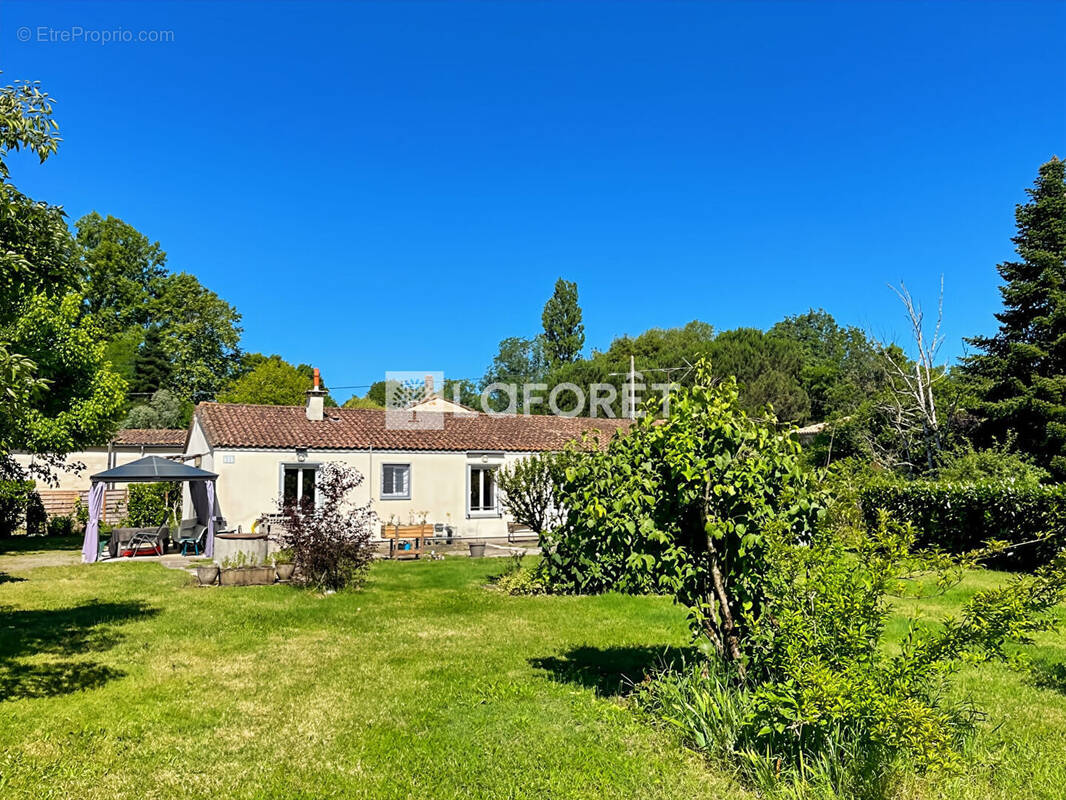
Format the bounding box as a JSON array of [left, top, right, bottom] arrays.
[[12, 445, 185, 490], [186, 420, 530, 538]]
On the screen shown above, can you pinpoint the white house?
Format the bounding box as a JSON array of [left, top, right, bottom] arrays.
[[185, 387, 629, 538]]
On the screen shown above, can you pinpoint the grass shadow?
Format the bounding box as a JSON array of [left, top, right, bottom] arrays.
[[0, 535, 82, 556], [1030, 660, 1066, 695], [530, 644, 697, 697], [0, 572, 26, 584], [0, 600, 157, 702]]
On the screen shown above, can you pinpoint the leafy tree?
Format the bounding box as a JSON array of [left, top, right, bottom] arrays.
[[442, 378, 480, 407], [545, 321, 715, 417], [482, 336, 546, 410], [541, 278, 585, 367], [1, 293, 126, 461], [102, 326, 143, 385], [342, 395, 383, 409], [73, 212, 244, 406], [364, 380, 387, 407], [965, 158, 1066, 475], [542, 362, 825, 665], [75, 211, 167, 338], [151, 272, 242, 401], [218, 355, 319, 406], [769, 309, 881, 422], [128, 325, 172, 397], [0, 80, 70, 310], [123, 389, 190, 429], [707, 328, 810, 422], [125, 482, 180, 527]]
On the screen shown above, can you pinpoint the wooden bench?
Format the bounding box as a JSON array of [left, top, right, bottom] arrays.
[[381, 523, 433, 560]]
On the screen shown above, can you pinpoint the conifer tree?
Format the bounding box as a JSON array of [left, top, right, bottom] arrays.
[[965, 158, 1066, 474]]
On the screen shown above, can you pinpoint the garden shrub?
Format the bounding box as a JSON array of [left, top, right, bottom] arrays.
[[634, 513, 1066, 799], [859, 479, 1066, 569], [47, 515, 74, 537], [934, 443, 1050, 486], [497, 452, 569, 535], [24, 490, 46, 536], [0, 479, 33, 537], [543, 361, 825, 664], [278, 462, 375, 592], [125, 482, 180, 528]]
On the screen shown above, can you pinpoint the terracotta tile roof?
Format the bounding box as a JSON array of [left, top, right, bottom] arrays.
[[195, 403, 630, 452], [112, 428, 188, 447]]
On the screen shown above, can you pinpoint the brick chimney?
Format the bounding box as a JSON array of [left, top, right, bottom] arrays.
[[424, 374, 435, 397], [306, 367, 326, 421]]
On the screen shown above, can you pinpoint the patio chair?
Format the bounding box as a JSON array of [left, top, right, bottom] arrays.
[[174, 522, 208, 556], [125, 525, 169, 557]]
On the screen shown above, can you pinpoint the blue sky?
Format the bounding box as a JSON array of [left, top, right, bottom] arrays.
[[3, 1, 1064, 401]]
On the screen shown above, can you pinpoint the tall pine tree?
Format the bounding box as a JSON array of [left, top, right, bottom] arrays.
[[965, 157, 1066, 474], [541, 278, 585, 367], [129, 325, 172, 397]]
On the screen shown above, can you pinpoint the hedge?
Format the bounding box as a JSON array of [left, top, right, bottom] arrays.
[[859, 480, 1066, 570]]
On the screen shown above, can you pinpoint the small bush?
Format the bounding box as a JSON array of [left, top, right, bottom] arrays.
[[72, 497, 89, 530], [278, 462, 376, 592], [493, 565, 549, 595], [272, 547, 294, 565], [47, 515, 74, 536], [496, 452, 569, 535], [935, 444, 1050, 486], [859, 479, 1066, 569], [24, 491, 46, 536], [0, 479, 33, 537]]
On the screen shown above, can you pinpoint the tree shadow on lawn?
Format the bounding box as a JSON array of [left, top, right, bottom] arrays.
[[530, 645, 697, 697], [1029, 659, 1066, 696], [0, 572, 26, 584], [0, 600, 158, 702], [0, 535, 83, 556]]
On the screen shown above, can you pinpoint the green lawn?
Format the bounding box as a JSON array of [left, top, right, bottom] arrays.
[[1, 544, 1065, 799]]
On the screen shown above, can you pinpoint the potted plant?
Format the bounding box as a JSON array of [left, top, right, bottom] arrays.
[[195, 562, 220, 586], [219, 551, 276, 586], [273, 547, 296, 581]]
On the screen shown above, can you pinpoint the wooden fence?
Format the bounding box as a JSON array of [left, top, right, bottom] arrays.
[[37, 489, 128, 524]]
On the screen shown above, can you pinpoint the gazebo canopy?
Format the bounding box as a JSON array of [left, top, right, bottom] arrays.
[[91, 455, 217, 483], [82, 455, 219, 563]]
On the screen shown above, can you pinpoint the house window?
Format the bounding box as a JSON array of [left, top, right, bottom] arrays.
[[282, 464, 319, 508], [381, 463, 411, 500], [468, 466, 497, 515]]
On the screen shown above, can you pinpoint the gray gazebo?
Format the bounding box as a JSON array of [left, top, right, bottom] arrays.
[[81, 455, 219, 563]]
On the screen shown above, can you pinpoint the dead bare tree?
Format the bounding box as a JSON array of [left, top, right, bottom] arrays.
[[877, 278, 947, 472]]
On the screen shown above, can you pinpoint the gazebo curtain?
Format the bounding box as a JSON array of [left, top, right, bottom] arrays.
[[80, 482, 105, 563], [189, 479, 217, 558], [81, 478, 217, 564]]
